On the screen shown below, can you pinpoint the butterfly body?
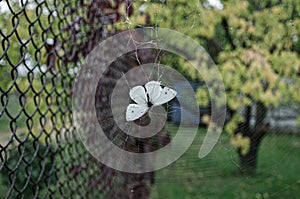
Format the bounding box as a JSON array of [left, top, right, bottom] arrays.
[[146, 98, 153, 108], [126, 81, 177, 121]]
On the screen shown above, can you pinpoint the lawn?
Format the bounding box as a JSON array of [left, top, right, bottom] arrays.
[[1, 109, 299, 198], [0, 94, 26, 132], [150, 125, 300, 199]]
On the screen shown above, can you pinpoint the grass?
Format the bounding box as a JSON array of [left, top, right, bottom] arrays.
[[0, 94, 27, 147], [1, 99, 299, 198], [0, 94, 26, 132], [150, 125, 300, 199]]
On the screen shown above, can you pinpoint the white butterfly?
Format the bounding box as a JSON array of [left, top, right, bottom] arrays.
[[126, 81, 177, 121]]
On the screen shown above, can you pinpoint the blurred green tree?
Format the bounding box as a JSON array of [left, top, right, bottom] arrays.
[[131, 0, 300, 174]]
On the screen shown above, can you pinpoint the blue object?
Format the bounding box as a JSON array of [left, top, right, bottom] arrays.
[[169, 81, 210, 125]]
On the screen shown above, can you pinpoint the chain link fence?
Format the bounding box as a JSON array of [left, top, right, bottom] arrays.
[[0, 1, 167, 198]]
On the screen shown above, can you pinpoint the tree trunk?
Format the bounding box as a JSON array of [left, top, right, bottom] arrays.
[[239, 141, 259, 174], [238, 102, 269, 175]]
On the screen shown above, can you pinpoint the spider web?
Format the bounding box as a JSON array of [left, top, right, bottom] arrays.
[[110, 0, 300, 198], [0, 0, 298, 198]]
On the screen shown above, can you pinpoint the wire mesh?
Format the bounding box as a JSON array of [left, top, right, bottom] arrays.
[[0, 0, 162, 198], [2, 0, 300, 199]]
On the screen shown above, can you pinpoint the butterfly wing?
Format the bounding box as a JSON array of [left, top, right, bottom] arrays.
[[152, 86, 177, 106], [145, 81, 162, 103], [129, 85, 148, 104], [126, 104, 149, 121]]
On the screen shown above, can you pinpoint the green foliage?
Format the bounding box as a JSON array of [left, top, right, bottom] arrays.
[[130, 0, 300, 152], [214, 1, 300, 153], [0, 2, 72, 141]]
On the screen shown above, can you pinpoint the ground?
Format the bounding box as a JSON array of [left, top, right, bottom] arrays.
[[150, 125, 300, 199]]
